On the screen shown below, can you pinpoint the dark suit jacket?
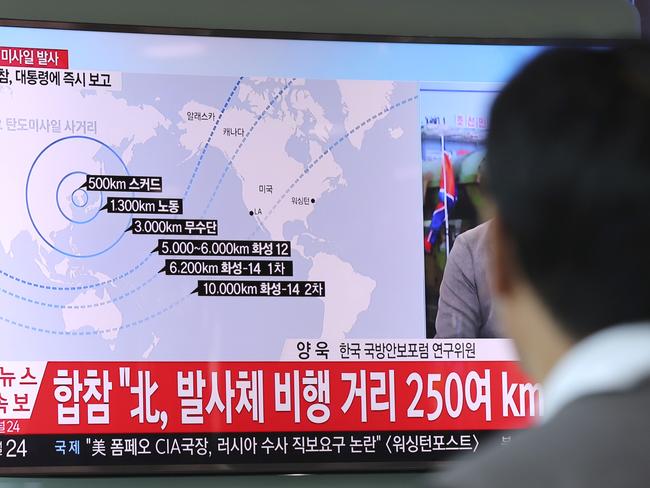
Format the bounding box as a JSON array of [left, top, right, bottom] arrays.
[[429, 376, 650, 488]]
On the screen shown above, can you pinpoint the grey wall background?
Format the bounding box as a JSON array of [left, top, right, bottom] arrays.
[[0, 0, 641, 486], [0, 0, 641, 39]]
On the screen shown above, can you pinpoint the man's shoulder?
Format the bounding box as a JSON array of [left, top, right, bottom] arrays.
[[454, 221, 490, 253], [447, 221, 490, 277], [431, 379, 650, 488]]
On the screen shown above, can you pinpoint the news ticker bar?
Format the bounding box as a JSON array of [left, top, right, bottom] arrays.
[[0, 360, 537, 431], [0, 430, 516, 468]]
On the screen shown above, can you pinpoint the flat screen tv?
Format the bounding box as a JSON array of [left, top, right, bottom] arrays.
[[0, 18, 596, 474]]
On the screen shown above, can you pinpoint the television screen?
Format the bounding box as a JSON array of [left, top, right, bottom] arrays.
[[0, 20, 556, 474]]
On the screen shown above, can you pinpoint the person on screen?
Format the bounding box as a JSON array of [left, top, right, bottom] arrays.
[[434, 220, 500, 338], [430, 45, 650, 488], [434, 163, 500, 339]]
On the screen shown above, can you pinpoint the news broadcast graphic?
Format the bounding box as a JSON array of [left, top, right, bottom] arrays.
[[0, 22, 547, 473], [0, 345, 542, 468], [420, 84, 498, 338]]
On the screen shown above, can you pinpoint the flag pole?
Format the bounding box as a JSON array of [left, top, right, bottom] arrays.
[[441, 133, 450, 257]]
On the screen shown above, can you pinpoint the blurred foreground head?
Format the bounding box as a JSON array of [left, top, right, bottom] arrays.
[[486, 45, 650, 379]]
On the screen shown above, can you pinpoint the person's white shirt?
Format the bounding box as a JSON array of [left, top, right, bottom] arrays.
[[542, 322, 650, 423]]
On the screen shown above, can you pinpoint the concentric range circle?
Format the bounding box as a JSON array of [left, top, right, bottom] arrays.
[[55, 171, 104, 224], [26, 136, 132, 258]]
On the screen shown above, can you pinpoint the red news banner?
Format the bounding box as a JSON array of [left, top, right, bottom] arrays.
[[0, 46, 69, 69], [0, 361, 541, 435]]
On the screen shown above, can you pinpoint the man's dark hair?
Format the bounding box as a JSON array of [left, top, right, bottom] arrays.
[[486, 44, 650, 339]]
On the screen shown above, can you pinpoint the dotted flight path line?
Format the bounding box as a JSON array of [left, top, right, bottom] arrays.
[[0, 77, 244, 293], [184, 77, 243, 198], [253, 94, 419, 234], [0, 78, 296, 329], [202, 78, 296, 217], [0, 272, 158, 309], [0, 295, 189, 336]]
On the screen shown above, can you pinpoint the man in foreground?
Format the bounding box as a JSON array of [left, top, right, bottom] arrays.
[[433, 45, 650, 487]]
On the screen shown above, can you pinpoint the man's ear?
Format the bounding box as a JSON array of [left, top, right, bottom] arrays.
[[489, 215, 517, 297]]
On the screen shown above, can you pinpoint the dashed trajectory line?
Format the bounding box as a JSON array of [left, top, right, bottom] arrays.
[[251, 94, 419, 235], [0, 255, 151, 292], [0, 77, 297, 333], [0, 272, 158, 310], [0, 76, 244, 293], [184, 77, 243, 198], [202, 78, 296, 217], [0, 295, 189, 336], [1, 82, 413, 336]]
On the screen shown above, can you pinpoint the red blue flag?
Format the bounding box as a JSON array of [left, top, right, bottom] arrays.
[[425, 151, 456, 253]]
